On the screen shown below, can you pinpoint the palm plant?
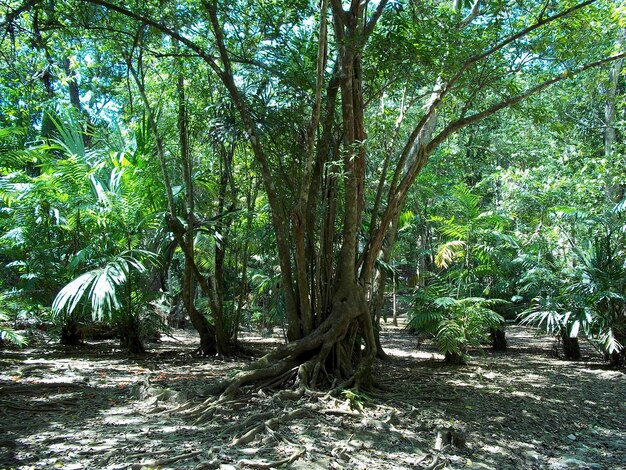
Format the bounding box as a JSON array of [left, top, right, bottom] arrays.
[[2, 109, 162, 352], [409, 274, 506, 363], [0, 312, 26, 347], [51, 150, 161, 352], [248, 260, 284, 335], [519, 294, 584, 359], [519, 208, 626, 363], [424, 184, 516, 353], [570, 234, 625, 364], [52, 249, 158, 352]]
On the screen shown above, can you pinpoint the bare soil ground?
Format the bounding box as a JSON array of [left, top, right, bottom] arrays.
[[1, 319, 625, 470]]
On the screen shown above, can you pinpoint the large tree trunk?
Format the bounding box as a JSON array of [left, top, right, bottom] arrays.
[[182, 260, 217, 355], [202, 2, 383, 397], [370, 219, 399, 359]]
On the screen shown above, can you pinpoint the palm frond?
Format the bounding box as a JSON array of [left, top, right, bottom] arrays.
[[437, 320, 465, 355], [435, 240, 466, 269]]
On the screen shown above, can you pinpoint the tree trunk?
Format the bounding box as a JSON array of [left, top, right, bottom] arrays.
[[561, 333, 581, 360], [490, 327, 507, 352], [232, 180, 258, 343], [60, 318, 81, 346], [445, 350, 466, 365], [182, 260, 217, 355], [119, 316, 145, 354], [370, 219, 399, 359], [608, 350, 625, 367]]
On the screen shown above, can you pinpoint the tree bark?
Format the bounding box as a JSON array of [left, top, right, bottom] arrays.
[[490, 327, 507, 352], [561, 333, 581, 360]]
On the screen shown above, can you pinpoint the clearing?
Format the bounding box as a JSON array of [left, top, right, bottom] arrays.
[[1, 319, 625, 470]]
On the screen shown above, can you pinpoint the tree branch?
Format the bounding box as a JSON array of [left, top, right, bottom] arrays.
[[389, 0, 600, 197], [428, 52, 626, 151], [329, 0, 348, 25], [474, 0, 597, 66], [458, 0, 481, 29], [364, 0, 389, 38], [84, 0, 222, 76], [362, 50, 625, 283], [2, 0, 42, 29]]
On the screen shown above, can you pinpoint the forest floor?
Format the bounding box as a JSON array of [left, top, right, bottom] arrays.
[[1, 318, 625, 470]]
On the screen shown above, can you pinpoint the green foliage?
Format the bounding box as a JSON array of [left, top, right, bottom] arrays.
[[0, 0, 624, 368], [341, 389, 370, 412], [52, 250, 156, 322], [245, 262, 285, 333], [410, 277, 506, 362], [1, 109, 163, 350], [519, 208, 626, 359], [0, 312, 26, 346]]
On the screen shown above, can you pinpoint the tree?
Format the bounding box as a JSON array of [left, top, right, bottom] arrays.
[[3, 0, 625, 391]]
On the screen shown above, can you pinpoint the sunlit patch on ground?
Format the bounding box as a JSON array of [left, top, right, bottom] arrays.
[[1, 320, 624, 469]]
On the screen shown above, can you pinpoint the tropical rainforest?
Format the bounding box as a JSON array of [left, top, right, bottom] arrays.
[[1, 0, 625, 468]]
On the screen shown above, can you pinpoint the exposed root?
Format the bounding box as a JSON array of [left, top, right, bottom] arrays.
[[232, 408, 310, 446], [256, 367, 297, 391], [421, 454, 447, 470], [141, 450, 204, 467], [180, 396, 247, 425], [236, 447, 306, 469], [274, 388, 304, 401], [211, 300, 371, 399], [125, 449, 170, 460], [217, 411, 274, 438], [322, 408, 362, 418], [193, 407, 217, 425], [132, 381, 188, 405]]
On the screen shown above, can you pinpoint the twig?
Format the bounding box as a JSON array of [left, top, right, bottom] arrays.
[[236, 447, 306, 469], [145, 450, 204, 466], [125, 449, 170, 459], [322, 409, 362, 418]]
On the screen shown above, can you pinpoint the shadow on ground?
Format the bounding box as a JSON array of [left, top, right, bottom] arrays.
[[1, 321, 624, 469]]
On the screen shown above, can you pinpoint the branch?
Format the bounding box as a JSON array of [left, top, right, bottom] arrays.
[[303, 0, 329, 193], [364, 0, 389, 38], [2, 0, 42, 29], [428, 52, 626, 151], [473, 0, 597, 66], [458, 0, 481, 29], [362, 51, 625, 282], [329, 0, 348, 25], [389, 0, 599, 196], [84, 0, 222, 76]]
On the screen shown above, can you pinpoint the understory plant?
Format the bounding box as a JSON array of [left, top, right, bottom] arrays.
[[410, 277, 506, 363], [52, 250, 158, 352], [0, 312, 26, 346], [14, 111, 164, 352], [519, 207, 626, 364], [414, 184, 516, 360]]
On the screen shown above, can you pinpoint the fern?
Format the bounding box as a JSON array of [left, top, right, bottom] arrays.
[[435, 240, 466, 269]]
